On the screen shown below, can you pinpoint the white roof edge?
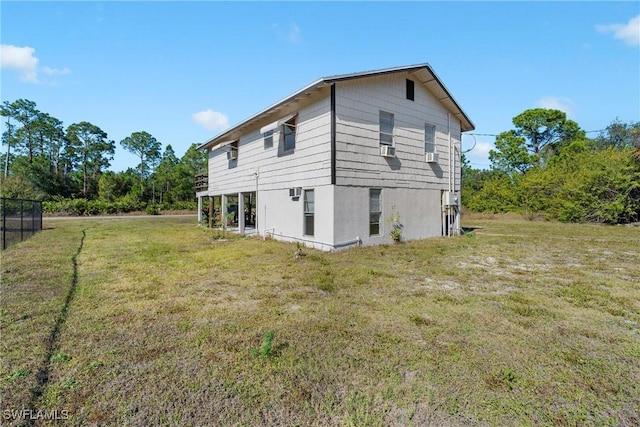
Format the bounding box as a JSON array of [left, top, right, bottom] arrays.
[[197, 78, 326, 150], [197, 64, 474, 150], [322, 63, 431, 82]]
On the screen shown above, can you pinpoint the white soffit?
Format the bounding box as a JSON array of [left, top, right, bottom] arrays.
[[259, 113, 297, 134], [212, 139, 238, 150]]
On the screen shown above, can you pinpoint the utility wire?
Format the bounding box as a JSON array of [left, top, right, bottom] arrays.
[[468, 129, 605, 138]]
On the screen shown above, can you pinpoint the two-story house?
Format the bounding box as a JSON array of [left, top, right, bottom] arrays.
[[196, 63, 475, 250]]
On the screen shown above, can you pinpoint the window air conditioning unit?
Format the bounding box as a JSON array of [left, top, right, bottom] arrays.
[[380, 145, 395, 157], [289, 187, 302, 198], [425, 152, 438, 163], [229, 149, 238, 160]]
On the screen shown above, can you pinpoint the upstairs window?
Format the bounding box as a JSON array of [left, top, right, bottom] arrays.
[[379, 111, 394, 146], [229, 140, 239, 160], [425, 124, 436, 153], [283, 116, 296, 151], [406, 79, 415, 101], [264, 130, 273, 149]]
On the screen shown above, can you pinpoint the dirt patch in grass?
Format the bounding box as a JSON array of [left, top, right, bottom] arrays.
[[1, 216, 639, 426]]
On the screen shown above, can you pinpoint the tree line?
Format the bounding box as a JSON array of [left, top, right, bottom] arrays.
[[462, 109, 640, 224], [1, 98, 207, 214], [2, 99, 637, 222]]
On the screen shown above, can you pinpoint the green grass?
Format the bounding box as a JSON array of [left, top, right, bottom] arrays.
[[1, 215, 639, 426]]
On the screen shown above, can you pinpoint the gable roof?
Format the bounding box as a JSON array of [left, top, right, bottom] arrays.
[[198, 63, 475, 151]]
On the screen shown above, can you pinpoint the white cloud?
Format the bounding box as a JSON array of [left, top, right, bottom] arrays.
[[474, 141, 494, 159], [1, 44, 71, 84], [596, 15, 640, 46], [468, 141, 494, 168], [42, 66, 71, 76], [1, 44, 39, 82], [536, 96, 575, 118], [462, 135, 494, 169], [272, 23, 302, 44], [286, 23, 301, 43], [192, 109, 230, 131]]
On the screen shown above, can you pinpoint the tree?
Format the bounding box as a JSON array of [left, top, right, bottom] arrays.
[[593, 119, 640, 150], [120, 131, 161, 191], [153, 145, 179, 203], [1, 102, 18, 177], [461, 154, 495, 208], [489, 130, 536, 174], [7, 99, 42, 163], [0, 175, 45, 200], [98, 171, 132, 202], [66, 122, 115, 198], [489, 109, 585, 172], [33, 113, 66, 175], [512, 108, 585, 158], [171, 143, 207, 202]]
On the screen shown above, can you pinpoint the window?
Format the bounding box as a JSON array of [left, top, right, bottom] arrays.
[[379, 111, 394, 146], [406, 79, 415, 101], [230, 140, 239, 160], [264, 130, 273, 149], [425, 124, 436, 153], [369, 189, 381, 236], [283, 116, 296, 151], [304, 189, 314, 236]]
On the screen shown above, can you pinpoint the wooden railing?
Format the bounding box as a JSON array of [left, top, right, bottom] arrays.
[[195, 172, 208, 192]]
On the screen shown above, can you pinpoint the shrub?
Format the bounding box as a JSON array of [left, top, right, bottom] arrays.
[[145, 204, 160, 215], [466, 147, 640, 224]]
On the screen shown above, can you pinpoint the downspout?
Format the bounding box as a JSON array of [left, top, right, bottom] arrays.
[[330, 83, 336, 186], [448, 113, 452, 192], [255, 166, 260, 235], [447, 114, 452, 236], [330, 83, 337, 248]]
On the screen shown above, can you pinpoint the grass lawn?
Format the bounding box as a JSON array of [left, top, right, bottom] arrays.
[[1, 215, 639, 426]]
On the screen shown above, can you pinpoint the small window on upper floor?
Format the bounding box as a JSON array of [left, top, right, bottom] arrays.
[[229, 140, 239, 161], [264, 130, 273, 149], [283, 116, 296, 152], [379, 111, 394, 146], [425, 124, 436, 153], [406, 79, 415, 101]]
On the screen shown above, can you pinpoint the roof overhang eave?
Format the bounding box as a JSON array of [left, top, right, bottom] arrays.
[[197, 78, 329, 151], [197, 63, 476, 150]]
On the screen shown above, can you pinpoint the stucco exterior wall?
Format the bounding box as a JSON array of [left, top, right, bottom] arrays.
[[258, 184, 335, 251], [333, 186, 443, 247]]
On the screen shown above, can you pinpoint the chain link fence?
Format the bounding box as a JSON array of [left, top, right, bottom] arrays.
[[1, 198, 43, 250]]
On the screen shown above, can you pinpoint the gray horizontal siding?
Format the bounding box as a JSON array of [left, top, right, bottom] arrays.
[[335, 73, 462, 191], [208, 91, 332, 195]]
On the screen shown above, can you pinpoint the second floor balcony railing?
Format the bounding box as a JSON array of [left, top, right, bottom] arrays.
[[195, 172, 208, 192]]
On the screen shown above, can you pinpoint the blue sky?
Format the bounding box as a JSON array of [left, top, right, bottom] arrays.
[[2, 1, 639, 171]]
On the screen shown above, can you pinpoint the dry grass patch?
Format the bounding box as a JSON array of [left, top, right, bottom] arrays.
[[1, 216, 638, 426]]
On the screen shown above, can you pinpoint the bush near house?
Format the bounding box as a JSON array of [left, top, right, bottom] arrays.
[[462, 115, 640, 224], [42, 197, 197, 216]]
